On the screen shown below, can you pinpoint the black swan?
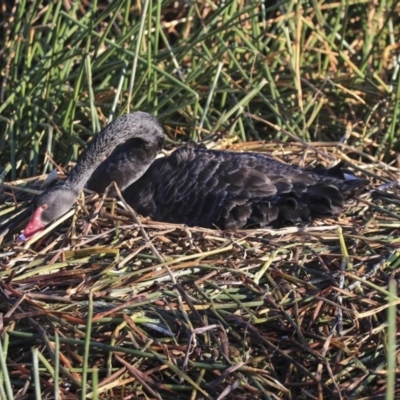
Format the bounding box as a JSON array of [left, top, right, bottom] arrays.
[[19, 111, 367, 240]]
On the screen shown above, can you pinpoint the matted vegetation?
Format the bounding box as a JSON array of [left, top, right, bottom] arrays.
[[0, 0, 399, 399]]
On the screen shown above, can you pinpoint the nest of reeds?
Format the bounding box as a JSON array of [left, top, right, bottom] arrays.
[[1, 139, 399, 399]]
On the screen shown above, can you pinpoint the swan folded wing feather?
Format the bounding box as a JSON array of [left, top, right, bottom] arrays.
[[122, 154, 216, 226], [196, 160, 222, 185], [215, 167, 357, 229], [165, 148, 276, 197], [124, 143, 366, 229], [171, 150, 281, 227], [123, 148, 269, 227], [189, 191, 224, 226]]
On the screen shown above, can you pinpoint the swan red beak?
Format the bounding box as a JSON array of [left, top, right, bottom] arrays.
[[17, 206, 46, 242]]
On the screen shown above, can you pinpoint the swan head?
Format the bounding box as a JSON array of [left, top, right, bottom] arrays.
[[18, 187, 78, 242]]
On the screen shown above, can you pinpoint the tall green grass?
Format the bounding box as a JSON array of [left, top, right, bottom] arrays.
[[0, 0, 398, 181]]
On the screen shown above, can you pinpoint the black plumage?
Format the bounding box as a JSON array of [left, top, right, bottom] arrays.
[[19, 112, 367, 240], [121, 144, 365, 229]]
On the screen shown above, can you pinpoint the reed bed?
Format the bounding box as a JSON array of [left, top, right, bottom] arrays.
[[1, 138, 399, 399]]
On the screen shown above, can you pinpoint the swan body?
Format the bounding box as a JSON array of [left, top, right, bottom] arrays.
[[19, 112, 367, 240]]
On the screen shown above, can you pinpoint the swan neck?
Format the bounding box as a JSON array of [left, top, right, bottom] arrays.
[[63, 112, 164, 191]]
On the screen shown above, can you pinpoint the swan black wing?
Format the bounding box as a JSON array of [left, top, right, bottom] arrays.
[[124, 144, 366, 229]]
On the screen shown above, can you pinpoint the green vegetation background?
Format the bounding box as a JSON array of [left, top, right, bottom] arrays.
[[1, 0, 399, 181]]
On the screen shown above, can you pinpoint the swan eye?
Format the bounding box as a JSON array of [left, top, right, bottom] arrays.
[[41, 204, 48, 210]]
